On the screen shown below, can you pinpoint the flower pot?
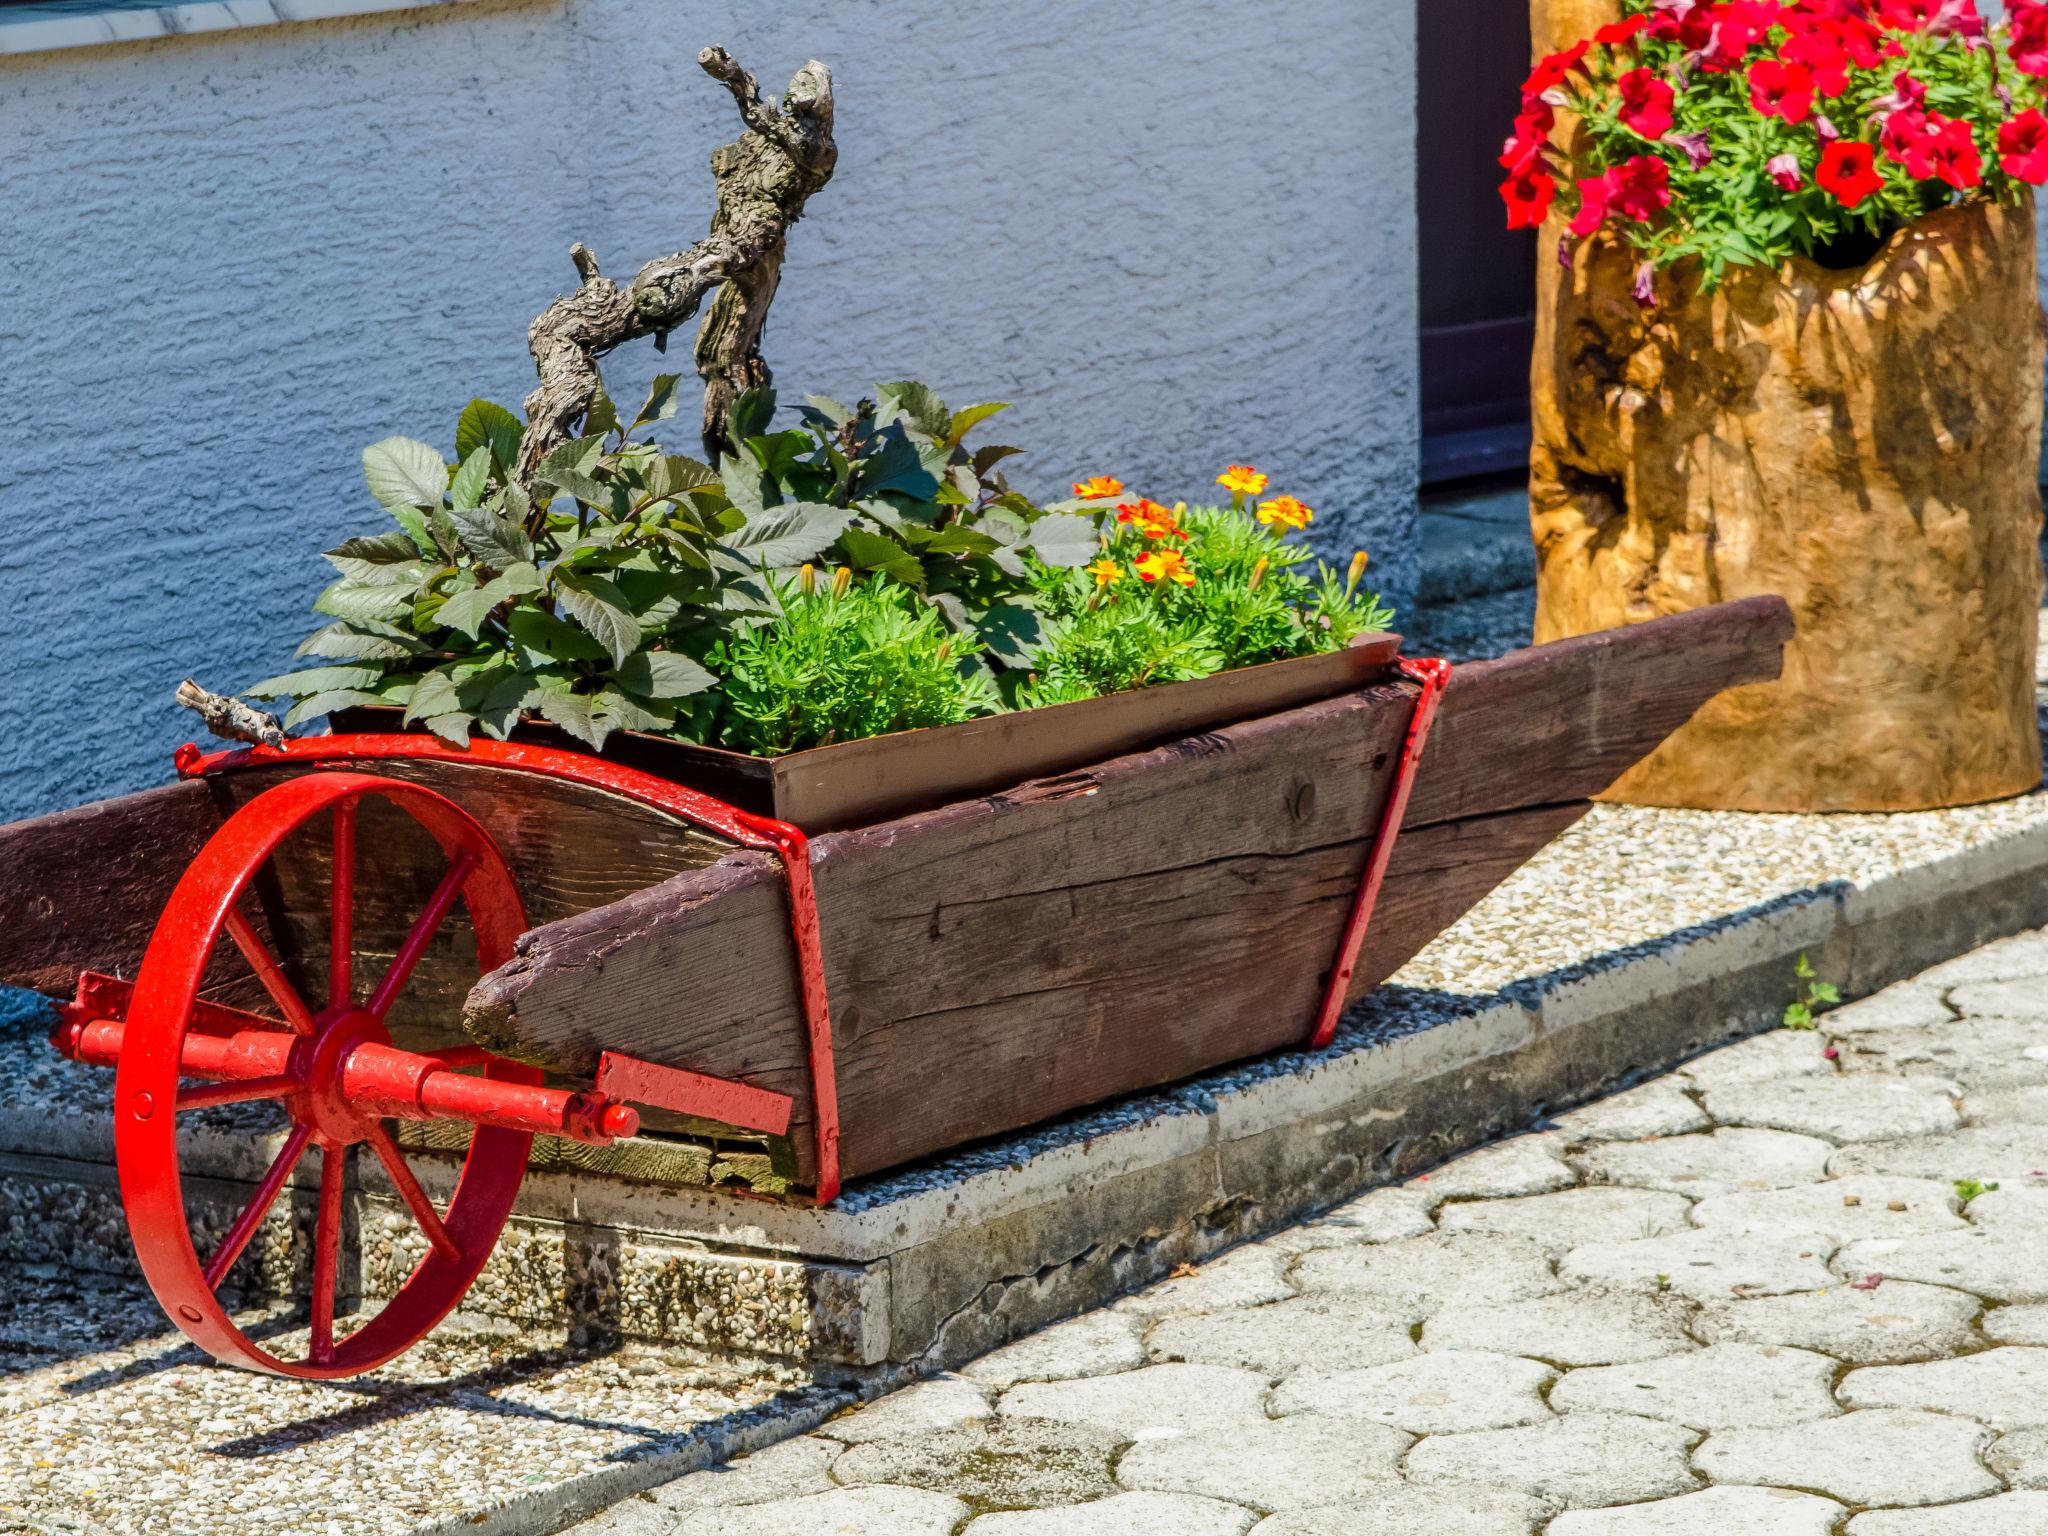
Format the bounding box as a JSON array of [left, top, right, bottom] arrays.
[[335, 632, 1401, 832], [1530, 199, 2045, 811]]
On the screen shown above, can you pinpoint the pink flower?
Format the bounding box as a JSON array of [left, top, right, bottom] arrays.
[[1618, 67, 1677, 139], [2013, 1, 2048, 76], [1571, 172, 1617, 236], [1632, 261, 1658, 309], [1666, 129, 1714, 168], [1814, 115, 1841, 144], [1768, 152, 1805, 190]]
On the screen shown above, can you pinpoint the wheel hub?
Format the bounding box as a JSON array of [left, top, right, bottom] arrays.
[[297, 1006, 392, 1148]]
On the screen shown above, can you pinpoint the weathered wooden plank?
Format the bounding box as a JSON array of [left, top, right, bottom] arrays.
[[0, 780, 222, 995], [468, 599, 1792, 1187]]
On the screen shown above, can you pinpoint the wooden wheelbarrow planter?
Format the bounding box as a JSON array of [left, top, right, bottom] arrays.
[[0, 595, 1792, 1377]]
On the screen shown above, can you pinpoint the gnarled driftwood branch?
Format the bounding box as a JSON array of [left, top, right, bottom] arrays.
[[517, 47, 837, 479]]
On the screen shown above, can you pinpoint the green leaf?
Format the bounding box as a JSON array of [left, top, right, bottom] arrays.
[[327, 532, 422, 566], [508, 607, 609, 664], [664, 454, 722, 491], [554, 569, 640, 667], [363, 437, 448, 510], [946, 401, 1010, 448], [615, 648, 717, 699], [388, 503, 438, 558], [245, 664, 384, 699], [877, 380, 950, 438], [594, 688, 673, 734], [402, 668, 465, 726], [634, 374, 683, 428], [423, 711, 476, 747], [860, 431, 941, 499], [1026, 512, 1099, 568], [727, 387, 776, 446], [717, 503, 858, 571], [436, 568, 530, 639], [283, 689, 386, 727], [838, 526, 924, 587], [977, 598, 1045, 668], [445, 503, 535, 569], [295, 622, 420, 661], [470, 671, 541, 739], [925, 526, 1001, 557], [800, 394, 856, 429], [584, 393, 619, 443], [971, 444, 1025, 477], [534, 688, 608, 750], [544, 464, 611, 507], [314, 579, 414, 625], [456, 399, 525, 470], [449, 445, 493, 510]]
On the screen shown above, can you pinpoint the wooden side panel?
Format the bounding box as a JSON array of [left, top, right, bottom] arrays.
[[0, 780, 222, 994]]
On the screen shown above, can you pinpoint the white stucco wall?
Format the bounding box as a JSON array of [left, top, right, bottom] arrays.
[[0, 0, 1420, 822]]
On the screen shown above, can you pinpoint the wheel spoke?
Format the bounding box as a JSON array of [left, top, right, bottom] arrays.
[[366, 1122, 460, 1262], [224, 909, 317, 1035], [330, 801, 358, 1010], [367, 851, 479, 1020], [309, 1143, 346, 1364], [203, 1122, 313, 1290], [176, 1074, 298, 1113]]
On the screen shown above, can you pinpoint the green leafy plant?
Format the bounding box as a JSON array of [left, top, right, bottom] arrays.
[[1782, 951, 1842, 1029], [1955, 1177, 2000, 1203]]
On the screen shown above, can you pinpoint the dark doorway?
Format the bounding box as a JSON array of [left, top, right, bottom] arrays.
[[1418, 0, 1537, 486]]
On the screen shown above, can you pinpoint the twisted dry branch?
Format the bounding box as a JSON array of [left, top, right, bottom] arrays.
[[517, 47, 838, 479]]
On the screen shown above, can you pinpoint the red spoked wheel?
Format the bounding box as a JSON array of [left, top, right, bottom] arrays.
[[110, 771, 552, 1379]]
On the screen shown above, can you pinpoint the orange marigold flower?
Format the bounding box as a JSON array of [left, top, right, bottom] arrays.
[[1088, 556, 1123, 587], [1256, 495, 1314, 532], [1073, 475, 1125, 500], [1216, 465, 1268, 498], [1135, 549, 1196, 587], [1115, 498, 1187, 540]]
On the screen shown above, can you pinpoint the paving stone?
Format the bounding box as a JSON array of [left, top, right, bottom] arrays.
[[1840, 1347, 2048, 1429], [1984, 1303, 2048, 1345], [1837, 1228, 2048, 1303], [1270, 1350, 1555, 1434], [1146, 1295, 1415, 1376], [616, 1436, 841, 1517], [1960, 1186, 2048, 1228], [1701, 1076, 1961, 1143], [1403, 1411, 1700, 1508], [1559, 1227, 1836, 1302], [675, 1485, 968, 1536], [1413, 1134, 1576, 1205], [1244, 1485, 1549, 1536], [1988, 1426, 2048, 1487], [817, 1375, 992, 1443], [1573, 1128, 1834, 1197], [1846, 1491, 2048, 1534], [1114, 1245, 1296, 1321], [1837, 1017, 2048, 1089], [1919, 929, 2048, 986], [1423, 1287, 1699, 1366], [965, 1312, 1147, 1389], [1950, 979, 2048, 1018], [1694, 1409, 1998, 1508], [1678, 1030, 1836, 1088], [1289, 1233, 1559, 1322], [1550, 1343, 1838, 1430], [1823, 983, 1958, 1034], [968, 1492, 1258, 1536], [999, 1363, 1269, 1440], [1551, 1083, 1712, 1143], [834, 1416, 1121, 1507], [1546, 1485, 1845, 1535], [1694, 1280, 1983, 1365], [1962, 1086, 2048, 1126], [1437, 1187, 1694, 1256], [1117, 1415, 1411, 1511], [1830, 1127, 2048, 1183], [1265, 1187, 1437, 1251], [1690, 1176, 1965, 1244]]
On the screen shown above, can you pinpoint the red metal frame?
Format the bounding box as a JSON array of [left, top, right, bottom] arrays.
[[175, 732, 845, 1203], [1308, 656, 1453, 1049]]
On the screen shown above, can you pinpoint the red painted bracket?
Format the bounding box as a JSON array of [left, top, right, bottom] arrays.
[[175, 733, 846, 1204], [596, 1050, 794, 1139], [1308, 655, 1453, 1049]]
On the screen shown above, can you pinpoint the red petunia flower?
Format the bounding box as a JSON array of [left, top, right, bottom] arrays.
[[1881, 106, 1938, 177], [1609, 154, 1673, 222], [1749, 59, 1817, 124], [1596, 15, 1649, 45], [2012, 2, 2048, 76], [1923, 116, 1982, 189], [1571, 172, 1617, 236], [1781, 29, 1851, 96], [1501, 168, 1557, 229], [1617, 68, 1676, 139], [2001, 109, 2048, 184], [1523, 41, 1589, 99], [1702, 0, 1781, 71], [1768, 152, 1806, 191], [1646, 0, 1715, 51], [1817, 139, 1884, 206]]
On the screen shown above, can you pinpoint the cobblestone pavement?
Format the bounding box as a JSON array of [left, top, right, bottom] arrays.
[[568, 928, 2048, 1536]]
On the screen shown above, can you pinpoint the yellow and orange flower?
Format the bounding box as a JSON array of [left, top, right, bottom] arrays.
[[1256, 494, 1314, 532], [1135, 549, 1196, 587], [1073, 475, 1125, 500], [1216, 465, 1268, 501], [1088, 556, 1124, 588], [1115, 498, 1187, 541]]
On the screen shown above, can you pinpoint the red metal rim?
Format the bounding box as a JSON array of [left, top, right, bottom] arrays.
[[177, 733, 844, 1204], [115, 771, 537, 1378]]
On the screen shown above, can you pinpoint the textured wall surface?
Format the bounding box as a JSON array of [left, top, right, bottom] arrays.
[[0, 0, 1419, 821]]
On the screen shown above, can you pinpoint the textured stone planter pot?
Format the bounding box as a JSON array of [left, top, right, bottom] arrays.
[[1531, 200, 2045, 811]]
